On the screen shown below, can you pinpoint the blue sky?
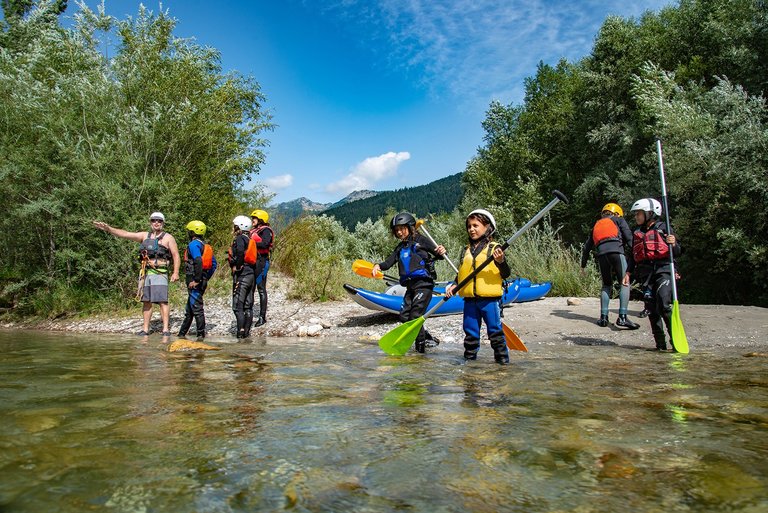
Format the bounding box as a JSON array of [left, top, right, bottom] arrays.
[[77, 0, 670, 205]]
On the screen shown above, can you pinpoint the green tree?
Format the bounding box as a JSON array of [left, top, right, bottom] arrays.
[[0, 3, 272, 314]]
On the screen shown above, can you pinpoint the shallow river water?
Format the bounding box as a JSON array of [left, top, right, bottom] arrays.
[[1, 330, 767, 512]]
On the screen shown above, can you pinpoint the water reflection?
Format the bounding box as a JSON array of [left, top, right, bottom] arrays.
[[0, 330, 767, 512]]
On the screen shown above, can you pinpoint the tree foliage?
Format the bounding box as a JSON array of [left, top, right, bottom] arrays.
[[462, 0, 768, 305], [0, 1, 272, 314]]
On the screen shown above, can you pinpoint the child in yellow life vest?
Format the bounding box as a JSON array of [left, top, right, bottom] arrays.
[[445, 209, 511, 364]]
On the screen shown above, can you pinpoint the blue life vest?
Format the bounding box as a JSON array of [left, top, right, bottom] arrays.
[[398, 242, 431, 285]]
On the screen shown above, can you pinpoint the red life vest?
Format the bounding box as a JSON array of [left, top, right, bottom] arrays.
[[254, 225, 274, 255], [592, 217, 620, 246], [632, 227, 670, 263]]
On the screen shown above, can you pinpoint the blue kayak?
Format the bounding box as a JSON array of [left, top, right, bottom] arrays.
[[343, 278, 552, 317]]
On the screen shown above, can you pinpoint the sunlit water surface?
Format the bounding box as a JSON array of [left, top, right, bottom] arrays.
[[1, 331, 767, 512]]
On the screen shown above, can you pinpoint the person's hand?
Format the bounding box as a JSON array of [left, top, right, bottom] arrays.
[[666, 234, 676, 245], [170, 272, 179, 283], [435, 245, 446, 256], [371, 264, 381, 277], [445, 284, 456, 298], [493, 246, 505, 263], [188, 280, 198, 289], [92, 221, 110, 232], [622, 272, 631, 287]]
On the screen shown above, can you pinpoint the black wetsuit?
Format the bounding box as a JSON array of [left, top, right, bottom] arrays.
[[628, 221, 682, 350], [581, 215, 634, 317], [178, 238, 208, 337], [230, 233, 255, 337], [379, 234, 443, 352], [253, 224, 273, 323]]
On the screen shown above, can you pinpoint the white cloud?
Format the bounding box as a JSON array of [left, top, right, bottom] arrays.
[[316, 0, 670, 107], [326, 151, 411, 194], [262, 174, 294, 190]]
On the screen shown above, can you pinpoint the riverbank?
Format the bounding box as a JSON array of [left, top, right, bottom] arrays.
[[3, 272, 767, 351]]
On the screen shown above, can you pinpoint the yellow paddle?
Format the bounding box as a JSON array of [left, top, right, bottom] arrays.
[[656, 138, 689, 354], [415, 219, 528, 352], [379, 190, 568, 355], [351, 259, 399, 284]]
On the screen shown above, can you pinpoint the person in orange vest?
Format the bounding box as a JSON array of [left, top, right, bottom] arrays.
[[623, 198, 682, 351], [581, 203, 639, 329], [250, 209, 274, 327], [229, 216, 258, 338], [178, 220, 217, 339]]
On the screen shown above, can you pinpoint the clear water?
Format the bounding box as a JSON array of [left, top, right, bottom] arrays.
[[1, 330, 767, 512]]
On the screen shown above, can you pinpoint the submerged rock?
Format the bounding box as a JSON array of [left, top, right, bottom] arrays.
[[167, 339, 221, 352]]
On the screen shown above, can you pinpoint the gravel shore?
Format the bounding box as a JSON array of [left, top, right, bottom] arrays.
[[4, 272, 767, 352]]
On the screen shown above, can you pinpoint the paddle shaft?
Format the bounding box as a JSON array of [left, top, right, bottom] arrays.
[[420, 190, 568, 320], [655, 139, 680, 302], [418, 224, 460, 274]]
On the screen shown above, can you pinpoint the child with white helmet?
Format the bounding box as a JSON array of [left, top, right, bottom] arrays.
[[228, 215, 258, 338], [445, 209, 511, 364], [623, 198, 682, 351]]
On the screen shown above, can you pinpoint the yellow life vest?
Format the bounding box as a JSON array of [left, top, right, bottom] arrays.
[[456, 242, 503, 297]]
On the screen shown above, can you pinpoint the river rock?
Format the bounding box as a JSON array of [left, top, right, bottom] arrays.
[[297, 324, 324, 337], [567, 297, 582, 306]]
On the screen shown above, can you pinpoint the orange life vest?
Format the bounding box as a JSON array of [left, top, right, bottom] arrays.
[[592, 217, 620, 246], [244, 238, 258, 265], [185, 243, 215, 270]]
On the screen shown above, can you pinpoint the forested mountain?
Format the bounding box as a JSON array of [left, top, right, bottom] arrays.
[[323, 173, 463, 229], [270, 190, 381, 231]]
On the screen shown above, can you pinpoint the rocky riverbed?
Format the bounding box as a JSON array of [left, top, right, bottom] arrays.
[[3, 272, 767, 352]]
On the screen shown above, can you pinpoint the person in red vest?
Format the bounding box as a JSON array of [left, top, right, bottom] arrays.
[[581, 203, 639, 329], [623, 198, 682, 351], [250, 209, 274, 327]]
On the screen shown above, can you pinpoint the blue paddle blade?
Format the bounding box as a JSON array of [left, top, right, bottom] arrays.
[[378, 317, 426, 356], [670, 301, 689, 354]]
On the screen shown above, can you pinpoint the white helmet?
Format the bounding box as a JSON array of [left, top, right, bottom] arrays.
[[630, 198, 662, 218], [233, 215, 252, 231], [468, 209, 497, 232]]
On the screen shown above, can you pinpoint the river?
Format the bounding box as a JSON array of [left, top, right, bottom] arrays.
[[1, 330, 767, 512]]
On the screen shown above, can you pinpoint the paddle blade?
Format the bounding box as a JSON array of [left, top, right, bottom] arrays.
[[352, 259, 383, 279], [670, 300, 689, 354], [502, 322, 528, 352], [379, 317, 425, 356]]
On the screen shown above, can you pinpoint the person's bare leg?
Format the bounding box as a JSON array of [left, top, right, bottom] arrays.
[[160, 302, 170, 333], [142, 302, 152, 333]]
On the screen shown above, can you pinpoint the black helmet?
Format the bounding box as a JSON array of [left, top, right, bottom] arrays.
[[390, 212, 416, 233]]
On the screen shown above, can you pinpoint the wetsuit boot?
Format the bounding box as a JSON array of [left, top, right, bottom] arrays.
[[597, 314, 609, 327], [243, 310, 253, 337], [178, 315, 193, 338], [424, 330, 440, 348], [492, 339, 509, 365], [653, 333, 668, 351], [616, 314, 640, 330], [194, 313, 206, 339]]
